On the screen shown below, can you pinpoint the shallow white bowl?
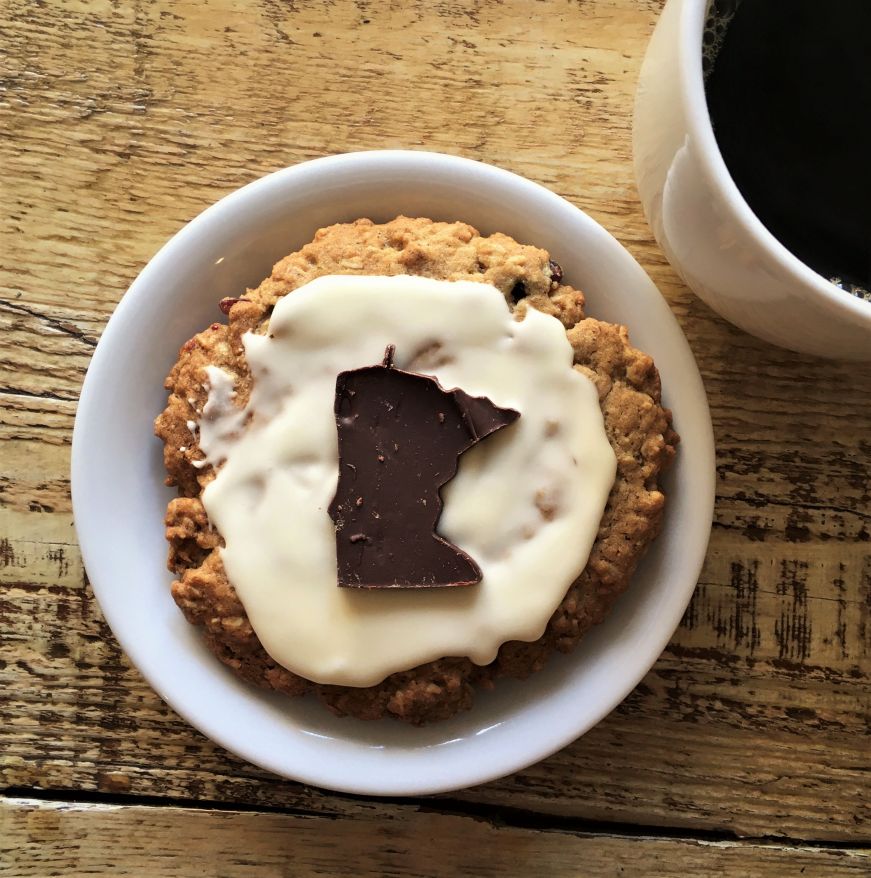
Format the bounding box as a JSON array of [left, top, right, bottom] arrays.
[[72, 151, 715, 796]]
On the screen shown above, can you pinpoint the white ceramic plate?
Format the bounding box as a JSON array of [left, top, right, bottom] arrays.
[[71, 151, 715, 795]]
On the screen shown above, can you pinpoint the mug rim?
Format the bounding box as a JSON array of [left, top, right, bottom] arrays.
[[678, 0, 871, 325]]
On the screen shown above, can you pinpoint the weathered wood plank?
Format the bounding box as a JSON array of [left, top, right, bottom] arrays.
[[2, 798, 868, 878], [2, 0, 869, 849], [1, 457, 867, 839]]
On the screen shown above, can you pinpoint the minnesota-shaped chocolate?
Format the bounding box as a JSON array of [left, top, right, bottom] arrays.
[[328, 346, 520, 588]]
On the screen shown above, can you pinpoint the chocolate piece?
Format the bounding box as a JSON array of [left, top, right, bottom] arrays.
[[509, 280, 528, 303], [328, 346, 519, 589], [219, 297, 241, 315]]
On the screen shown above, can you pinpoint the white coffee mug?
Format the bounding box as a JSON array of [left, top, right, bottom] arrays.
[[633, 0, 871, 360]]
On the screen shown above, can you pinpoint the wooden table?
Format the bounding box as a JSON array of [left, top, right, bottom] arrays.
[[2, 0, 868, 874]]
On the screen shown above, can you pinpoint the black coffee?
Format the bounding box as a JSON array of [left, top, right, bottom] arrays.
[[705, 0, 870, 300]]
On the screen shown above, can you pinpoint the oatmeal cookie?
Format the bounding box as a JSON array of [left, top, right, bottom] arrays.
[[155, 216, 678, 724]]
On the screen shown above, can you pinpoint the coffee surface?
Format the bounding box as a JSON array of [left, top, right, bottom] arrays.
[[706, 0, 870, 293]]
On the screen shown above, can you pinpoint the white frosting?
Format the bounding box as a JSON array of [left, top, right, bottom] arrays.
[[199, 275, 616, 687], [197, 366, 244, 467]]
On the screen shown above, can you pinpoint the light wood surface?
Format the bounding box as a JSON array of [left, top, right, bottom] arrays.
[[1, 0, 869, 874], [3, 798, 869, 878]]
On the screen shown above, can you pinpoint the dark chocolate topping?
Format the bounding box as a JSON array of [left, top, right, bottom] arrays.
[[328, 346, 520, 589]]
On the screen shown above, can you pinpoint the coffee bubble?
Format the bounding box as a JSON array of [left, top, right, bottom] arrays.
[[703, 0, 740, 80]]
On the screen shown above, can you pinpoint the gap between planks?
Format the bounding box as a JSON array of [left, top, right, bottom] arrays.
[[2, 795, 869, 878], [4, 787, 870, 852]]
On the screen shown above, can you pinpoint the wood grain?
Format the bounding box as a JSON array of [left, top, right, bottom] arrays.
[[1, 0, 869, 867], [2, 798, 869, 878]]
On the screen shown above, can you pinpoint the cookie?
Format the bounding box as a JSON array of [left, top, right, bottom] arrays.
[[155, 216, 678, 724]]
